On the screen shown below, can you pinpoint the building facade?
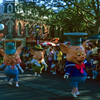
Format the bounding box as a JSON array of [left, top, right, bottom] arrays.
[[0, 0, 27, 49], [0, 0, 63, 49]]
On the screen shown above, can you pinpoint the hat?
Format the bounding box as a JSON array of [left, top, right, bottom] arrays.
[[5, 42, 16, 55], [64, 32, 87, 46], [33, 45, 43, 51]]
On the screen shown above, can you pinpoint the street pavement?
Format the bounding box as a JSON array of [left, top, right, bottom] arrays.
[[0, 70, 100, 100]]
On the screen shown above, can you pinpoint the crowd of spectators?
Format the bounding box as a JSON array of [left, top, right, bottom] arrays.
[[85, 42, 100, 80], [19, 45, 66, 75], [2, 42, 99, 80]]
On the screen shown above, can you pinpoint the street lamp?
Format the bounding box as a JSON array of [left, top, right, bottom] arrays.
[[36, 24, 41, 45]]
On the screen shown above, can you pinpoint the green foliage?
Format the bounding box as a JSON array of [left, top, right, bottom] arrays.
[[14, 0, 100, 35]]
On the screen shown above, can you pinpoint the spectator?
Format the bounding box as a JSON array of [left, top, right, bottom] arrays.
[[92, 64, 100, 79], [57, 48, 63, 64], [48, 48, 53, 71], [86, 45, 93, 63], [53, 48, 58, 64], [50, 61, 57, 74], [26, 58, 32, 70], [57, 59, 66, 74], [92, 43, 98, 61]]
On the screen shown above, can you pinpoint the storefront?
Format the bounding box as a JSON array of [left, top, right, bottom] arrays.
[[26, 37, 36, 48], [1, 38, 26, 49]]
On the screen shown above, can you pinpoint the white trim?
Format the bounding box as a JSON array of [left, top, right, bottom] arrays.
[[65, 64, 75, 68], [0, 13, 14, 21], [7, 3, 13, 13], [5, 19, 15, 25]]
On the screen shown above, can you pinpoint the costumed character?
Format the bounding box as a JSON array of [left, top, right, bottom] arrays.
[[30, 45, 47, 77], [60, 33, 89, 98], [0, 42, 24, 87]]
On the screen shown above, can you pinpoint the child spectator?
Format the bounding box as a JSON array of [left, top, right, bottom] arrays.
[[57, 59, 66, 74], [50, 61, 58, 74], [26, 58, 32, 70]]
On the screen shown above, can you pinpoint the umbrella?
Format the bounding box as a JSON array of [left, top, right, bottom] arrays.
[[40, 42, 56, 46], [87, 34, 100, 39], [56, 42, 70, 46], [63, 42, 70, 45]]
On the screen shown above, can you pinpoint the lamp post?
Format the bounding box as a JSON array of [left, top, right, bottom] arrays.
[[36, 24, 41, 45]]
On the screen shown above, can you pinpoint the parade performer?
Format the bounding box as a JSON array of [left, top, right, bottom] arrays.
[[0, 42, 24, 87], [30, 45, 47, 77], [60, 33, 89, 97]]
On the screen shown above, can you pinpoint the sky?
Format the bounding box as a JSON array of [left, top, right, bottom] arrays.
[[0, 0, 3, 4], [0, 0, 18, 4]]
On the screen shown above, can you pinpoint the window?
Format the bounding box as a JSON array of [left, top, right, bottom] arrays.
[[18, 22, 21, 36], [26, 24, 29, 36], [9, 5, 11, 12], [8, 22, 12, 35], [42, 26, 44, 33], [7, 4, 13, 13]]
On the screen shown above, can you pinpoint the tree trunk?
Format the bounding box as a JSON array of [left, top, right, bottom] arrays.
[[94, 19, 100, 35]]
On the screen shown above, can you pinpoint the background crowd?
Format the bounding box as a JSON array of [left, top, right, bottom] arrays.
[[0, 41, 100, 81]]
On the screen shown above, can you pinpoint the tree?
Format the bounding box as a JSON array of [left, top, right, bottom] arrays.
[[63, 0, 100, 35], [14, 0, 100, 37]]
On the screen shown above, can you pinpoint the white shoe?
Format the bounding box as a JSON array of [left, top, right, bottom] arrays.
[[34, 72, 37, 76], [8, 81, 13, 85], [71, 92, 77, 97], [92, 76, 96, 79], [37, 74, 41, 77], [76, 92, 81, 96], [52, 72, 57, 74], [16, 84, 19, 87], [87, 76, 90, 79]]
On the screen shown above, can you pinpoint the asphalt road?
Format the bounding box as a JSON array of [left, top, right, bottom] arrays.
[[0, 70, 100, 100]]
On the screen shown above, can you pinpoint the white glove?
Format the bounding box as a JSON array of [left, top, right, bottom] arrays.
[[21, 70, 24, 73], [93, 61, 98, 64], [63, 75, 69, 79]]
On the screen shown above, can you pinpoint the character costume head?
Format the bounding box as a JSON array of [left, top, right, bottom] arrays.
[[30, 45, 45, 61], [60, 32, 89, 65], [0, 42, 22, 66]]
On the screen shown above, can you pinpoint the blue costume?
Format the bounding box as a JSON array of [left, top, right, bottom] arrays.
[[0, 63, 23, 81], [64, 61, 87, 87]]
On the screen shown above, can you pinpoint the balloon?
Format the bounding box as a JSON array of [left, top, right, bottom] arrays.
[[0, 24, 4, 30]]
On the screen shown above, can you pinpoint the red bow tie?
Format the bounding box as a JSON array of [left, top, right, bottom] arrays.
[[3, 59, 21, 69], [75, 63, 85, 73]]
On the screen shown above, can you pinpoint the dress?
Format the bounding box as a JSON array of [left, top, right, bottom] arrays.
[[57, 51, 63, 61], [64, 61, 87, 87]]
